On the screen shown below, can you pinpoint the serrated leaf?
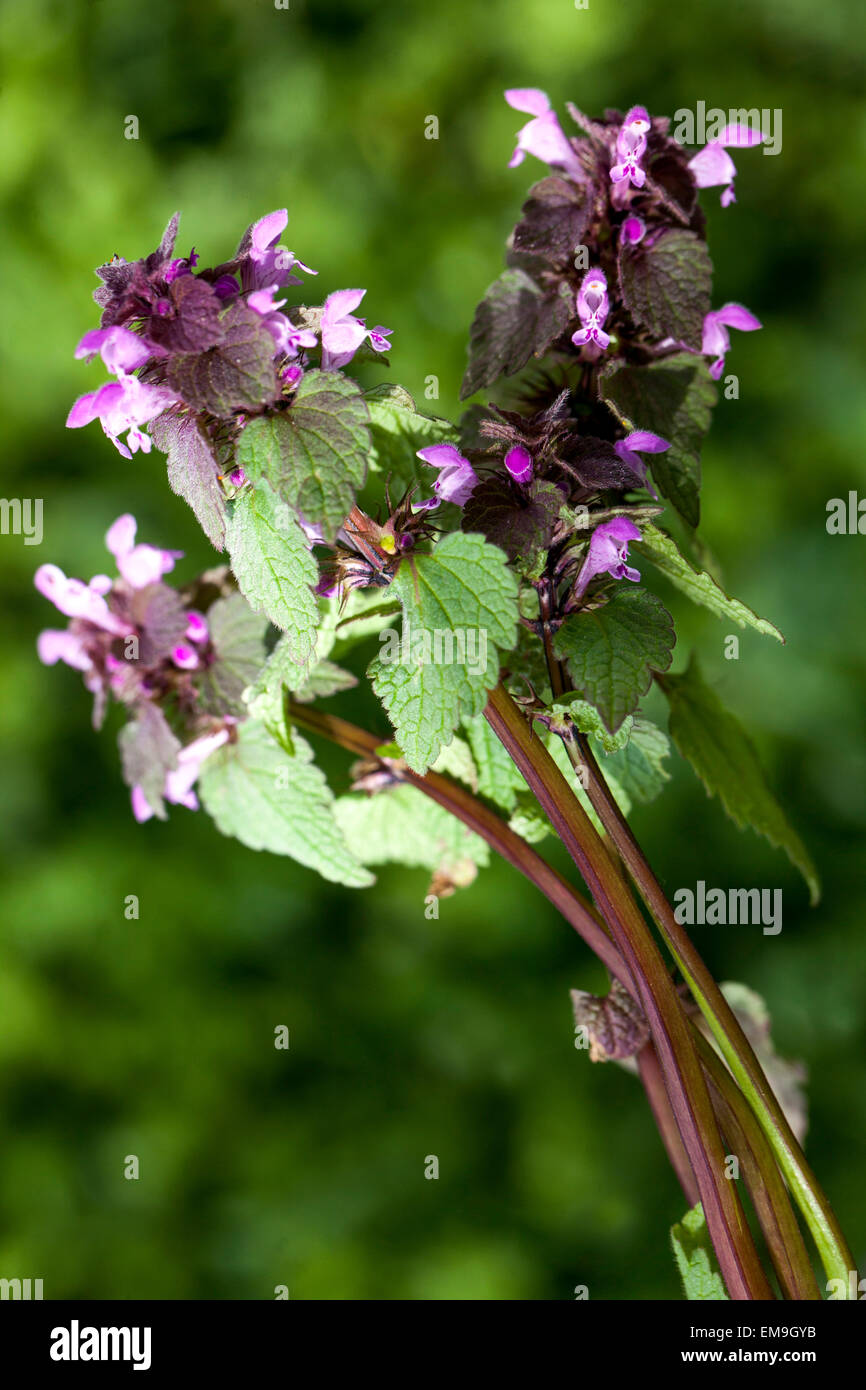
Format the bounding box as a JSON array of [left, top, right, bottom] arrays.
[[197, 591, 268, 716], [633, 522, 784, 641], [553, 587, 675, 733], [670, 1203, 729, 1301], [364, 386, 458, 487], [236, 370, 370, 541], [431, 735, 478, 790], [461, 269, 573, 399], [602, 354, 716, 527], [226, 480, 318, 665], [546, 695, 634, 752], [510, 176, 590, 271], [602, 718, 671, 805], [167, 300, 277, 416], [369, 532, 519, 773], [619, 229, 712, 350], [118, 703, 181, 820], [659, 657, 819, 903], [334, 784, 488, 872], [462, 477, 562, 569], [150, 413, 228, 550], [199, 721, 373, 886], [463, 712, 527, 812]]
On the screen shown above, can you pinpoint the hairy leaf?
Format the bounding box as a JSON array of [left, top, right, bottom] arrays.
[[463, 712, 527, 812], [462, 477, 562, 567], [633, 522, 784, 641], [510, 176, 590, 271], [167, 300, 277, 416], [602, 717, 671, 805], [197, 592, 268, 717], [117, 703, 181, 820], [619, 229, 712, 350], [461, 269, 573, 399], [236, 369, 370, 540], [199, 721, 372, 886], [334, 784, 488, 872], [554, 587, 675, 733], [369, 532, 520, 772], [226, 480, 319, 665], [150, 412, 228, 550]]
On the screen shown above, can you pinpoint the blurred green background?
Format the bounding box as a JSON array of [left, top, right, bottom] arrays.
[[0, 0, 864, 1300]]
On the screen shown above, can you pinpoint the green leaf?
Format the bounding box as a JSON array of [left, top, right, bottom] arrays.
[[670, 1203, 730, 1301], [369, 532, 520, 773], [553, 587, 675, 733], [659, 656, 820, 903], [602, 354, 716, 527], [619, 230, 712, 350], [226, 480, 319, 665], [117, 704, 181, 821], [634, 523, 784, 641], [197, 592, 269, 717], [334, 784, 488, 872], [545, 695, 634, 752], [199, 721, 373, 886], [236, 370, 370, 541], [150, 413, 228, 550], [166, 300, 277, 417], [461, 269, 573, 399], [602, 718, 671, 805], [365, 385, 458, 487], [463, 712, 526, 812], [431, 735, 478, 790]]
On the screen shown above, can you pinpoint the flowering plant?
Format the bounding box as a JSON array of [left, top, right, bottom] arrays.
[[39, 92, 855, 1300]]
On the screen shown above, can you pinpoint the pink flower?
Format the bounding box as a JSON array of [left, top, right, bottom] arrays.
[[504, 89, 586, 182], [571, 269, 611, 352], [574, 518, 642, 598], [67, 373, 178, 459], [243, 209, 317, 291], [248, 284, 318, 358], [416, 443, 478, 507], [504, 446, 533, 485], [701, 303, 762, 378], [614, 431, 670, 494], [34, 563, 132, 637], [131, 727, 232, 823], [105, 514, 182, 589], [320, 290, 392, 370], [610, 106, 651, 189], [688, 124, 765, 207]]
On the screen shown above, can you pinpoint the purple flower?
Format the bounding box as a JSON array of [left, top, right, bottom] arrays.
[[504, 446, 533, 485], [105, 514, 182, 588], [416, 443, 478, 507], [701, 303, 762, 379], [614, 431, 670, 494], [242, 209, 317, 292], [620, 215, 646, 245], [185, 611, 209, 644], [320, 290, 392, 370], [688, 124, 765, 207], [247, 284, 318, 359], [571, 269, 611, 352], [74, 326, 157, 373], [504, 89, 586, 182], [34, 563, 132, 637], [67, 329, 178, 461], [131, 726, 231, 823], [574, 518, 642, 598], [610, 106, 651, 189]]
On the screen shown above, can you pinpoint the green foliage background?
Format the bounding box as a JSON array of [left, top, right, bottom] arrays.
[[0, 0, 864, 1299]]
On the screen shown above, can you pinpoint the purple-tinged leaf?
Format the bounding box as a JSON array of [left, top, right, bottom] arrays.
[[619, 229, 712, 350], [461, 269, 573, 399], [167, 300, 277, 417], [150, 413, 228, 551], [118, 702, 181, 821]]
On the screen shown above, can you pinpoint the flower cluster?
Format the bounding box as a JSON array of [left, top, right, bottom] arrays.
[[35, 514, 236, 820], [66, 210, 392, 460]]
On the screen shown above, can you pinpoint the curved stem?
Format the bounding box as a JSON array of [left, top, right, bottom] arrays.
[[484, 684, 773, 1300], [574, 725, 855, 1295]]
